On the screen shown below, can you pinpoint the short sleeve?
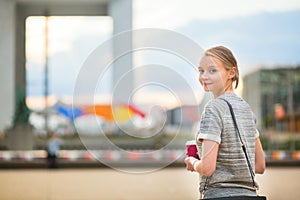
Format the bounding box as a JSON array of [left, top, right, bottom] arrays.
[[197, 102, 223, 144], [255, 129, 260, 138], [252, 112, 260, 138]]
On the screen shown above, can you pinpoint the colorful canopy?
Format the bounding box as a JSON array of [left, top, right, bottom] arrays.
[[54, 104, 146, 122]]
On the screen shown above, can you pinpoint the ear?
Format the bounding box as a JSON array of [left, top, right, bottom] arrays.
[[228, 67, 236, 79]]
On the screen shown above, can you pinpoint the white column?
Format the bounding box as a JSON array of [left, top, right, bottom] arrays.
[[109, 0, 133, 104], [0, 1, 16, 131]]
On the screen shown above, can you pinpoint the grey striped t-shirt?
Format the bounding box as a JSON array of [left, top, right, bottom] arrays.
[[196, 93, 259, 199]]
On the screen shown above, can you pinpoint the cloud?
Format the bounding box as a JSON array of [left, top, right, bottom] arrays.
[[175, 10, 300, 76], [133, 0, 300, 29], [26, 16, 112, 65], [27, 4, 300, 102], [27, 33, 113, 97]]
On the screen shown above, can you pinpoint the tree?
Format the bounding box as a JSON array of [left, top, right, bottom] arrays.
[[12, 88, 31, 127]]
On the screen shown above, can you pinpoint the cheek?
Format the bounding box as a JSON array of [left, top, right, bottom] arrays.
[[211, 73, 222, 82], [198, 76, 204, 85], [220, 72, 230, 84]]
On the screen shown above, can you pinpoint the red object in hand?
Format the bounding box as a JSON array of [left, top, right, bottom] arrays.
[[186, 140, 199, 159]]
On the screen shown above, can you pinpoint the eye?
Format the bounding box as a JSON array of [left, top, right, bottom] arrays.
[[209, 68, 217, 73], [198, 68, 204, 74]]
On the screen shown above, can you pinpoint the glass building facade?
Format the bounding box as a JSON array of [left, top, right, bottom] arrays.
[[243, 66, 300, 132]]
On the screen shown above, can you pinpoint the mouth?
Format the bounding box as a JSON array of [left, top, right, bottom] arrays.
[[203, 82, 212, 87]]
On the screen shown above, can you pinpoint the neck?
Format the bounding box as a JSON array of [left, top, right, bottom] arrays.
[[213, 88, 235, 99]]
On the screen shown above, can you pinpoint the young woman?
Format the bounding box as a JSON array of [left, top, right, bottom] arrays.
[[185, 46, 265, 199]]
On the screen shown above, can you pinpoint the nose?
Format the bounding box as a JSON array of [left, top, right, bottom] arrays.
[[199, 70, 210, 87], [199, 71, 208, 81]]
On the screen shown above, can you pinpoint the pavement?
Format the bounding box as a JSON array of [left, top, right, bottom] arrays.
[[0, 167, 299, 200]]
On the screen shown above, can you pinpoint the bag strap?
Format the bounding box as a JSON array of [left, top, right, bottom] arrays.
[[220, 98, 257, 189]]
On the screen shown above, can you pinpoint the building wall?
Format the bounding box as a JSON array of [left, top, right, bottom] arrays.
[[243, 67, 300, 132], [0, 0, 133, 132], [243, 71, 262, 129], [0, 1, 16, 130]]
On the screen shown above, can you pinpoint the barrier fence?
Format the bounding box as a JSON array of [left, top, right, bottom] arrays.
[[0, 150, 300, 164]]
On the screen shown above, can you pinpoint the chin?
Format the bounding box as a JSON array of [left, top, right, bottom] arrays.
[[203, 88, 210, 92], [201, 84, 210, 92]]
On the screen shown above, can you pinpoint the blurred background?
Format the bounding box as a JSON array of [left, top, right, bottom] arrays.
[[0, 0, 300, 199]]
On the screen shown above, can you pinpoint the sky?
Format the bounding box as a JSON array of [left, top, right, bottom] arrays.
[[134, 0, 300, 28], [25, 0, 300, 109]]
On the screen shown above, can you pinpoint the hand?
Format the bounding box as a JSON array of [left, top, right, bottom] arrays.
[[185, 156, 198, 172]]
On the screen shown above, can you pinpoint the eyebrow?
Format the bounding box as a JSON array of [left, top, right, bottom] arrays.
[[198, 64, 218, 69]]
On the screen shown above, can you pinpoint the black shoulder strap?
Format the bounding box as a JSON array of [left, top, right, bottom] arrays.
[[220, 98, 257, 189]]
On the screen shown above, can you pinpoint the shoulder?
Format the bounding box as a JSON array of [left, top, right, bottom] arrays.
[[219, 94, 257, 122], [204, 98, 228, 115], [218, 93, 251, 110]]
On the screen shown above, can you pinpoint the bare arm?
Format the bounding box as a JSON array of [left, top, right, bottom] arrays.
[[255, 137, 265, 174], [185, 140, 219, 176]]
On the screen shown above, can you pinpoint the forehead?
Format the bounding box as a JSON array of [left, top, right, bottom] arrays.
[[199, 55, 223, 68]]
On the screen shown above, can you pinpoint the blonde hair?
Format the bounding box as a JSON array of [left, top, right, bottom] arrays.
[[205, 46, 239, 89]]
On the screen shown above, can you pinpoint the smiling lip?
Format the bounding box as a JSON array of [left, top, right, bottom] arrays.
[[203, 82, 212, 87]]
